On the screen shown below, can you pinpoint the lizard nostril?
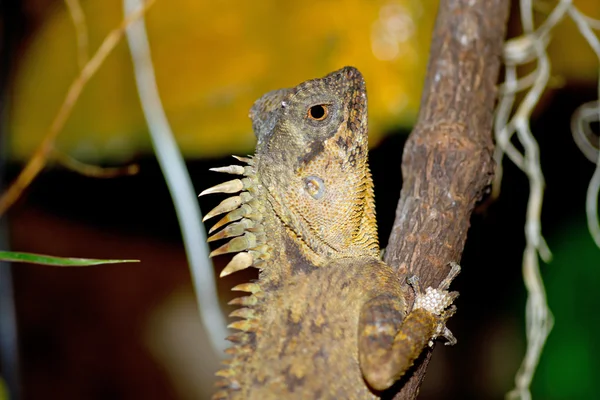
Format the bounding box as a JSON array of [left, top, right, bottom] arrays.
[[305, 176, 325, 200]]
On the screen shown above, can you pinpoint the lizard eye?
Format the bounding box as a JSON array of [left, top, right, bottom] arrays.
[[307, 104, 329, 121], [304, 176, 325, 200]]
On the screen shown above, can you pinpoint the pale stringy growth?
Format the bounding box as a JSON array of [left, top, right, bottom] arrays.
[[123, 0, 229, 355], [494, 1, 600, 399]]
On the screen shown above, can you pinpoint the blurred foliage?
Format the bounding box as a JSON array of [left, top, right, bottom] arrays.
[[9, 0, 439, 162], [9, 0, 600, 162], [533, 218, 600, 399]]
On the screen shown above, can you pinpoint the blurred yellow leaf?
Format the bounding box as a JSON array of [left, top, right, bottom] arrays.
[[10, 0, 600, 162], [10, 0, 439, 161]]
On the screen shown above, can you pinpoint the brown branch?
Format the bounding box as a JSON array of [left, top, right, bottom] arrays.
[[383, 0, 511, 398]]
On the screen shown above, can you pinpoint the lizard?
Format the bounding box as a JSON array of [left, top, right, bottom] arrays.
[[200, 66, 460, 399]]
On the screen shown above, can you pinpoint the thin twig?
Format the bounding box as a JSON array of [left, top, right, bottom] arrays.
[[0, 0, 156, 217], [64, 0, 89, 70], [123, 0, 229, 355], [61, 1, 140, 179], [53, 148, 139, 178]]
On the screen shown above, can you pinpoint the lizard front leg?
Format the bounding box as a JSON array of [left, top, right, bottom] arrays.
[[358, 263, 461, 391]]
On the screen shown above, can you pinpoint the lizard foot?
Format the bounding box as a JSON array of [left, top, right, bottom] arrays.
[[407, 262, 461, 347]]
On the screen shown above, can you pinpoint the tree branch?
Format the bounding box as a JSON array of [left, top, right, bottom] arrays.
[[383, 1, 511, 398]]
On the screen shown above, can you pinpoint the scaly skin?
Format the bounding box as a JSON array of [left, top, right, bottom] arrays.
[[201, 67, 459, 400]]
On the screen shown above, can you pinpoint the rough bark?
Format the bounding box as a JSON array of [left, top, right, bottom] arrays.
[[383, 0, 511, 398]]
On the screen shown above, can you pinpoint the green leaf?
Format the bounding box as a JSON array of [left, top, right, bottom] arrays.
[[0, 251, 139, 267]]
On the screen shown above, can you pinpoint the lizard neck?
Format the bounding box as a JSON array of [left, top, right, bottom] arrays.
[[257, 200, 322, 289], [252, 160, 381, 291]]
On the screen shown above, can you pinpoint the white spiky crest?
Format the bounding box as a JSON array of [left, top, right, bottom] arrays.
[[200, 155, 272, 279], [201, 155, 273, 398]]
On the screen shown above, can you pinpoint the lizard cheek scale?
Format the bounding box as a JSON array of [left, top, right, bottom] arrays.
[[201, 67, 461, 400]]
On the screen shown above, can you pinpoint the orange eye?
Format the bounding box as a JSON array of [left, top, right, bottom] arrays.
[[307, 104, 328, 121]]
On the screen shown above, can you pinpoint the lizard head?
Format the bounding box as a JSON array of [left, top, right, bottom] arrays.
[[249, 66, 379, 264], [201, 67, 380, 275]]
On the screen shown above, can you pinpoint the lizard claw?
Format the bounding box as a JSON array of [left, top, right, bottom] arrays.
[[409, 262, 461, 347], [442, 326, 457, 346], [437, 305, 457, 346], [439, 262, 461, 291]]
